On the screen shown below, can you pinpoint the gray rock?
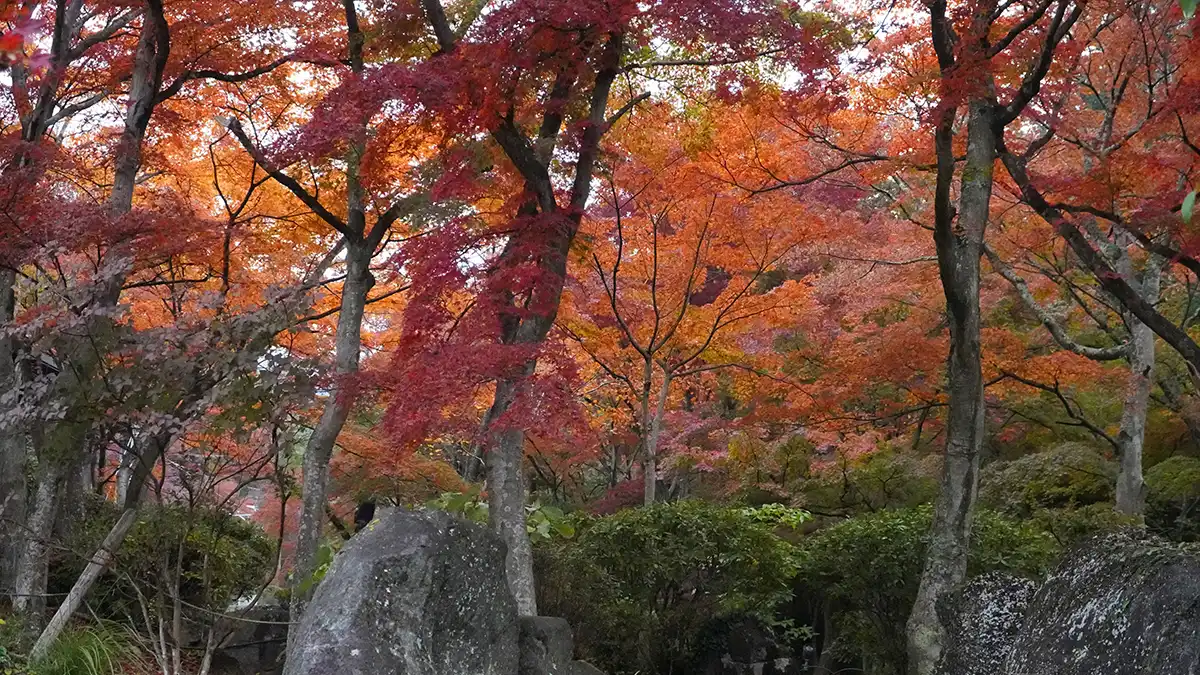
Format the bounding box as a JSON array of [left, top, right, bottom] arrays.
[[936, 572, 1036, 675], [218, 605, 288, 675], [1005, 529, 1200, 675], [519, 616, 575, 675], [564, 661, 605, 675], [282, 508, 519, 675]]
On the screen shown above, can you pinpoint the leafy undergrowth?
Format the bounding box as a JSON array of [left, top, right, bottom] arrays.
[[0, 618, 153, 675]]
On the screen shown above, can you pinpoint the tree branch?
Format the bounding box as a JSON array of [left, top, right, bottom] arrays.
[[218, 117, 352, 238]]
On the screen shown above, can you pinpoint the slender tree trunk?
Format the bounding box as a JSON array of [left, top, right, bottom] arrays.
[[289, 242, 373, 617], [1114, 255, 1162, 517], [29, 508, 138, 660], [0, 268, 25, 600], [13, 462, 66, 622], [638, 359, 653, 504], [907, 98, 995, 675], [483, 376, 537, 615], [30, 428, 171, 658], [14, 11, 165, 626], [643, 370, 671, 505]]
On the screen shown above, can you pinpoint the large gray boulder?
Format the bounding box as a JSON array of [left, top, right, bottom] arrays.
[[283, 509, 519, 675], [1005, 529, 1200, 675], [936, 573, 1036, 675]]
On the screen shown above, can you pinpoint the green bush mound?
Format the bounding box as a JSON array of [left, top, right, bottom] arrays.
[[977, 443, 1137, 546], [979, 442, 1115, 516], [535, 500, 807, 675], [791, 505, 1059, 675], [1146, 455, 1200, 542]]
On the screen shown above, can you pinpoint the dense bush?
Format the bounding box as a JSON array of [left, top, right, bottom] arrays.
[[48, 497, 274, 623], [979, 443, 1115, 516], [800, 448, 940, 515], [535, 500, 806, 675], [793, 505, 1059, 675], [1146, 455, 1200, 542]]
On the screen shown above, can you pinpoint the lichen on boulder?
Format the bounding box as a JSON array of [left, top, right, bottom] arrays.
[[935, 572, 1036, 675], [1004, 529, 1200, 675], [282, 508, 519, 675]]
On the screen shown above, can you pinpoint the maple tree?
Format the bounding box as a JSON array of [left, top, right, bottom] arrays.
[[1, 0, 1199, 671]]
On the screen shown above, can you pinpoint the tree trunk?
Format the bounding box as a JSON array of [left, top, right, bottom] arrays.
[[13, 6, 167, 625], [29, 508, 138, 661], [1114, 255, 1162, 517], [289, 242, 373, 617], [907, 98, 994, 675], [13, 462, 66, 623], [643, 371, 671, 506], [0, 268, 25, 601], [484, 377, 537, 615], [30, 428, 171, 656]]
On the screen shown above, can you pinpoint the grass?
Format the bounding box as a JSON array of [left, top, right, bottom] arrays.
[[0, 617, 147, 675]]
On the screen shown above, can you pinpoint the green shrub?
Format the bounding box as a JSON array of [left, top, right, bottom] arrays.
[[979, 443, 1115, 517], [793, 506, 1059, 675], [535, 501, 805, 675], [1027, 502, 1140, 547], [1146, 455, 1200, 542], [800, 448, 939, 515], [48, 497, 274, 623]]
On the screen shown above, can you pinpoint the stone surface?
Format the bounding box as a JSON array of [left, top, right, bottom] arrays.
[[1005, 529, 1200, 675], [936, 572, 1035, 675], [519, 616, 574, 675], [564, 661, 605, 675], [282, 508, 519, 675], [218, 604, 288, 675]]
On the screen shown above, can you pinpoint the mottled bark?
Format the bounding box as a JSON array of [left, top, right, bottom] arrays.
[[486, 379, 538, 614], [289, 242, 373, 615], [642, 370, 671, 505], [12, 462, 66, 623], [1114, 254, 1162, 517], [0, 268, 24, 600], [907, 98, 995, 675], [30, 428, 171, 658], [29, 509, 138, 661]]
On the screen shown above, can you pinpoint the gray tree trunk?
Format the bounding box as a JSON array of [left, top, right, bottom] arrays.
[[642, 371, 671, 506], [0, 268, 25, 600], [14, 1, 167, 628], [1113, 253, 1162, 516], [907, 98, 995, 675], [29, 425, 170, 656], [289, 242, 373, 617], [29, 508, 138, 661], [12, 462, 66, 622], [484, 377, 537, 615]]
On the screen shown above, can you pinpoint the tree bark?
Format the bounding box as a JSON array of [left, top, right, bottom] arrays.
[[1113, 254, 1162, 516], [0, 268, 25, 601], [289, 241, 373, 616], [12, 462, 66, 623], [486, 379, 538, 614], [642, 370, 671, 505], [29, 427, 170, 657], [907, 98, 995, 675]]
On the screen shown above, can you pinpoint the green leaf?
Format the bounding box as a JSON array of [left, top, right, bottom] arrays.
[[1183, 189, 1197, 225], [1182, 0, 1197, 18]]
